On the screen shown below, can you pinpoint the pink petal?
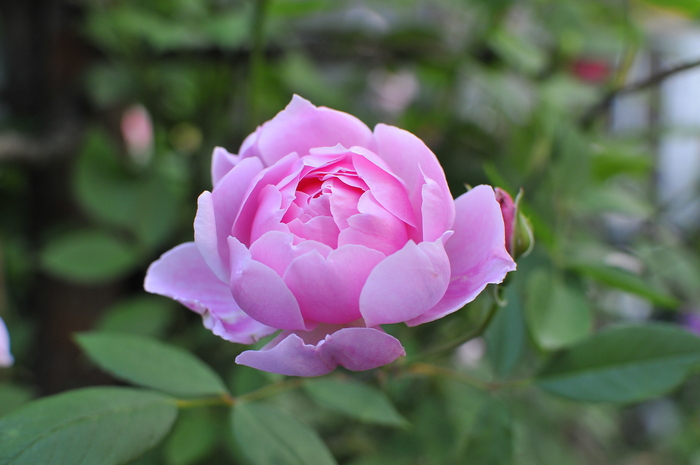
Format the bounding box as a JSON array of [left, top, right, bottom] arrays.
[[228, 237, 306, 330], [421, 176, 451, 242], [360, 238, 451, 326], [283, 245, 385, 324], [144, 243, 275, 344], [257, 95, 374, 166], [211, 147, 239, 187], [0, 317, 13, 367], [232, 153, 300, 246], [250, 185, 290, 243], [338, 192, 408, 255], [196, 156, 265, 281], [352, 152, 416, 227], [373, 124, 455, 237], [249, 230, 332, 277], [406, 185, 516, 326], [235, 326, 405, 376], [328, 180, 363, 230], [287, 216, 340, 248]]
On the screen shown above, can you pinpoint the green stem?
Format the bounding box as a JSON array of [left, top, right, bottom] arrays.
[[403, 296, 501, 364], [237, 378, 305, 403], [176, 393, 234, 409], [249, 0, 270, 127], [405, 362, 534, 392]]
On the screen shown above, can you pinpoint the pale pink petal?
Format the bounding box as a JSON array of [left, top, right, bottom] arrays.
[[250, 185, 290, 243], [211, 147, 239, 187], [228, 237, 306, 330], [235, 326, 405, 376], [352, 152, 416, 227], [283, 245, 385, 324], [249, 230, 333, 277], [238, 127, 262, 160], [373, 124, 455, 236], [338, 192, 408, 255], [232, 153, 300, 246], [407, 186, 516, 326], [287, 216, 340, 248], [196, 156, 265, 281], [257, 95, 374, 166], [144, 243, 275, 344], [360, 238, 451, 327], [421, 176, 451, 242], [0, 317, 13, 367], [327, 180, 362, 230]]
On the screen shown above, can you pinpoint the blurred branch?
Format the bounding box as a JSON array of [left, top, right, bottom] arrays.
[[0, 121, 81, 163], [581, 58, 700, 129]]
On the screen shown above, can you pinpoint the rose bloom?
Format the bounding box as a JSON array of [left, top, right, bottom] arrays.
[[0, 317, 13, 367], [145, 96, 515, 376]]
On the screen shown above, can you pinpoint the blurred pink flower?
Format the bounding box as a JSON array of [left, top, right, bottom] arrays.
[[145, 96, 515, 376], [0, 317, 13, 367], [121, 104, 154, 165]]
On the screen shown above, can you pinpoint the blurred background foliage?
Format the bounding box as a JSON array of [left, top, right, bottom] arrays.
[[3, 0, 700, 463]]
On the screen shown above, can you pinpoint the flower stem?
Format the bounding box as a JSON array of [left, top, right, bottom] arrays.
[[404, 294, 502, 364], [237, 378, 305, 403], [175, 393, 234, 409]]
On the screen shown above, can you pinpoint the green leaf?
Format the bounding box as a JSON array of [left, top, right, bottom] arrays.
[[164, 408, 218, 465], [462, 398, 513, 465], [76, 332, 228, 398], [232, 402, 337, 465], [74, 129, 184, 248], [638, 0, 700, 16], [537, 323, 700, 403], [570, 262, 679, 309], [304, 378, 408, 427], [97, 295, 174, 337], [74, 129, 140, 228], [525, 269, 592, 350], [0, 384, 34, 418], [0, 387, 177, 465], [40, 230, 139, 284], [485, 286, 526, 378]]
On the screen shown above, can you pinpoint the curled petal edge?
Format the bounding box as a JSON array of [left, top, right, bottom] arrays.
[[235, 327, 406, 377]]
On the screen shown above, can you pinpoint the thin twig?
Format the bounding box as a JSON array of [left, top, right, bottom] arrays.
[[403, 297, 501, 364], [580, 57, 700, 129]]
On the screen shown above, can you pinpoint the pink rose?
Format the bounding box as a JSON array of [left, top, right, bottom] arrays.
[[0, 317, 13, 367], [145, 96, 515, 376]]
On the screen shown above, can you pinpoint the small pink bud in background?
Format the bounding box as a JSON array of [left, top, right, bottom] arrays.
[[121, 104, 154, 166], [0, 317, 13, 367], [570, 58, 610, 84]]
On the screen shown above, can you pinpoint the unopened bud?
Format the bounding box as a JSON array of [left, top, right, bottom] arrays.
[[495, 188, 534, 260]]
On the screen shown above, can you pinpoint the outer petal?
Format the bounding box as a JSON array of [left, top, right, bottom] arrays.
[[144, 243, 275, 344], [235, 326, 405, 376], [257, 95, 374, 166], [283, 245, 385, 324], [211, 147, 239, 187], [195, 156, 265, 281], [0, 317, 13, 367], [228, 237, 306, 330], [407, 185, 516, 326], [360, 238, 451, 327], [373, 124, 455, 237]]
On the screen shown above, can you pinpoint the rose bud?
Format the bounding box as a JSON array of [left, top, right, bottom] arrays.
[[495, 187, 533, 260], [145, 96, 516, 376]]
